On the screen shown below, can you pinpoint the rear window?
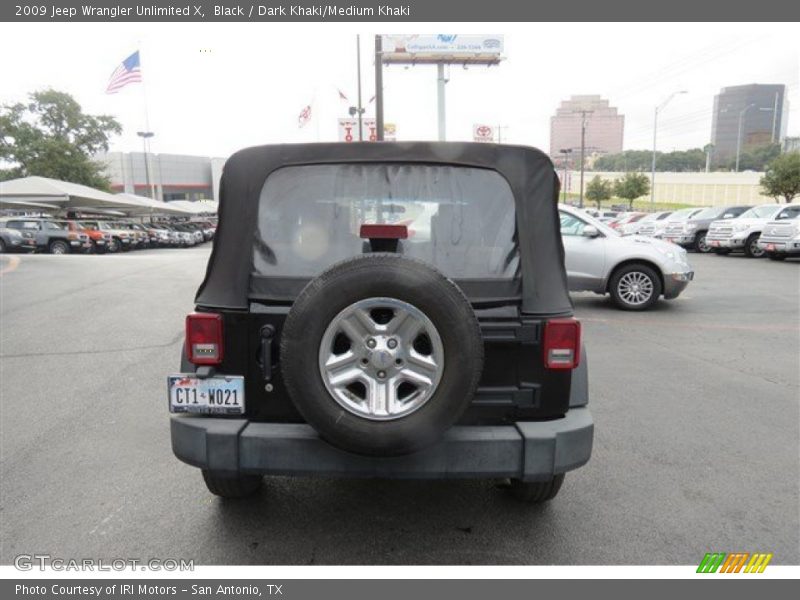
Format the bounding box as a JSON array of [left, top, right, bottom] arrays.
[[252, 164, 519, 281]]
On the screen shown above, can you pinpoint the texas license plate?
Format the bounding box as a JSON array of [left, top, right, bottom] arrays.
[[766, 243, 776, 251], [167, 374, 245, 414], [711, 240, 720, 247]]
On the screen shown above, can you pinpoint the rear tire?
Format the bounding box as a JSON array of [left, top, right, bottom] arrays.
[[107, 238, 121, 253], [201, 470, 262, 498], [744, 234, 765, 258], [507, 474, 565, 504], [0, 239, 6, 253], [608, 263, 662, 311], [281, 254, 484, 457], [49, 240, 70, 255]]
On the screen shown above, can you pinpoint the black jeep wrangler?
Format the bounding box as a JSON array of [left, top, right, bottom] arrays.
[[169, 142, 593, 503]]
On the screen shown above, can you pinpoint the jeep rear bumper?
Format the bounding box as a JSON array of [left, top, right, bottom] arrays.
[[170, 407, 593, 481]]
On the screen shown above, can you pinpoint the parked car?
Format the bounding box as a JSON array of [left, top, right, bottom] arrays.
[[0, 217, 91, 254], [583, 208, 620, 221], [63, 220, 111, 253], [147, 223, 174, 247], [559, 204, 694, 310], [168, 223, 199, 246], [112, 221, 149, 249], [660, 205, 751, 253], [706, 204, 787, 258], [169, 143, 593, 503], [79, 220, 133, 253], [655, 207, 705, 241], [174, 222, 204, 245], [624, 211, 672, 236], [0, 224, 37, 253], [756, 205, 800, 260], [608, 212, 646, 232]]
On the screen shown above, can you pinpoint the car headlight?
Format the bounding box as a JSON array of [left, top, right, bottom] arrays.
[[684, 223, 697, 231], [733, 222, 750, 232]]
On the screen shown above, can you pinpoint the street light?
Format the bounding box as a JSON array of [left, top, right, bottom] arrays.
[[136, 130, 155, 199], [651, 90, 687, 204], [559, 148, 573, 204]]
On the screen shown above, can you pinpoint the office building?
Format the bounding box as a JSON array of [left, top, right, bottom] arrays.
[[550, 95, 625, 161], [710, 84, 788, 166]]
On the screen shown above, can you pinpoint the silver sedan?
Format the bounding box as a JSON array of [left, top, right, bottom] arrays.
[[560, 205, 694, 310]]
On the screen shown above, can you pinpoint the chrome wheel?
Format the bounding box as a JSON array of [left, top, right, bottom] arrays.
[[696, 233, 710, 253], [749, 238, 765, 258], [617, 271, 655, 306], [318, 297, 444, 421]]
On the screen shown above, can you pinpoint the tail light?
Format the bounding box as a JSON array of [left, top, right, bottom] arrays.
[[186, 313, 223, 365], [543, 318, 581, 370]]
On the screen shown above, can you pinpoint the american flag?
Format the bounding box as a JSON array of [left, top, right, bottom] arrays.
[[106, 51, 142, 94], [298, 104, 312, 128]]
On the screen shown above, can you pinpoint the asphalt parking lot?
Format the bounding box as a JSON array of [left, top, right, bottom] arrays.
[[1, 248, 798, 565]]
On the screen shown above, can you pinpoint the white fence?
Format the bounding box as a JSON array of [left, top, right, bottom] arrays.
[[565, 171, 773, 206]]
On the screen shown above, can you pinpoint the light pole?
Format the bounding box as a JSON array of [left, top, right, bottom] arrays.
[[651, 91, 687, 204], [136, 131, 155, 199], [651, 90, 687, 204], [576, 110, 591, 209], [560, 148, 572, 204], [356, 34, 364, 141], [734, 104, 754, 172], [734, 104, 774, 172]]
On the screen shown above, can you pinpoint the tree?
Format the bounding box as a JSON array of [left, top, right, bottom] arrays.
[[0, 89, 121, 188], [730, 143, 782, 172], [760, 152, 800, 203], [614, 172, 650, 209], [585, 175, 613, 209]]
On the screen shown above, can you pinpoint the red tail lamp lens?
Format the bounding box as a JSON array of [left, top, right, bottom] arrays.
[[543, 318, 581, 370], [186, 313, 223, 365]]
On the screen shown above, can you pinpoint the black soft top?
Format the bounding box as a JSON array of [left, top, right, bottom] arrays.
[[195, 142, 572, 316]]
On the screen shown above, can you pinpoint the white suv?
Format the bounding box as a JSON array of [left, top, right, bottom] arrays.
[[706, 204, 785, 258]]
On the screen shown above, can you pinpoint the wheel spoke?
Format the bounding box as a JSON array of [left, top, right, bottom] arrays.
[[387, 307, 421, 340], [339, 310, 373, 342], [366, 378, 393, 417]]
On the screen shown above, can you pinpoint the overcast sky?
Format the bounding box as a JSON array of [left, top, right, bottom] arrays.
[[0, 22, 797, 158]]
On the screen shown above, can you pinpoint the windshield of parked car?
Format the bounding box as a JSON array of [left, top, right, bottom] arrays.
[[739, 205, 781, 219], [253, 163, 519, 281], [668, 208, 703, 221], [775, 206, 800, 220], [560, 208, 620, 238], [692, 207, 728, 220]]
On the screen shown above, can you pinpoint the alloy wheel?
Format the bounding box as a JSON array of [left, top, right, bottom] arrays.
[[318, 297, 444, 421]]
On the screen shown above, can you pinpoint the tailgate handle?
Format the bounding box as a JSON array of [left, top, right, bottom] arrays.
[[260, 325, 276, 381]]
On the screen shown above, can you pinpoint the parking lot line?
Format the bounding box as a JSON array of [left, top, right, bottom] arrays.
[[0, 255, 21, 276]]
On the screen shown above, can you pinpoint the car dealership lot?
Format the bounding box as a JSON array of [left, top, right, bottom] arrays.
[[0, 249, 797, 565]]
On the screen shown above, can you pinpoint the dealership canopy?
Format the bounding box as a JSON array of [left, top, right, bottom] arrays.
[[0, 176, 143, 214], [114, 193, 197, 216]]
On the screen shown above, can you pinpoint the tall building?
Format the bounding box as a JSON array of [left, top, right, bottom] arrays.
[[710, 84, 788, 166], [550, 95, 625, 162]]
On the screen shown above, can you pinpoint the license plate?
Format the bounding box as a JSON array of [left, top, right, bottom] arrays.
[[766, 243, 775, 251], [167, 374, 245, 414], [711, 240, 719, 246]]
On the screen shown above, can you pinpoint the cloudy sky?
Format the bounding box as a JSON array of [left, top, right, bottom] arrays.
[[0, 22, 797, 158]]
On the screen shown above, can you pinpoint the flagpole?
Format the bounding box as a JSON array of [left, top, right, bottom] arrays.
[[313, 87, 320, 142], [138, 44, 157, 200]]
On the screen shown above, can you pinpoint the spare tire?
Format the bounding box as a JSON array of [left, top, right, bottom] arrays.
[[280, 254, 483, 456]]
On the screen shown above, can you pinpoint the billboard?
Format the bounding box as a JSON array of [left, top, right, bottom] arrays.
[[381, 35, 504, 65], [338, 118, 377, 142], [473, 124, 495, 143]]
